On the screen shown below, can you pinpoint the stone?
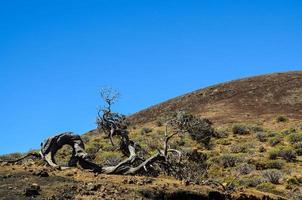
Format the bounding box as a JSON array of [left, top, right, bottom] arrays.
[[33, 169, 49, 177], [86, 182, 101, 191], [24, 183, 41, 197]]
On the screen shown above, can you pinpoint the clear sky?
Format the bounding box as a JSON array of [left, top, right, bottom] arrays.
[[0, 0, 302, 154]]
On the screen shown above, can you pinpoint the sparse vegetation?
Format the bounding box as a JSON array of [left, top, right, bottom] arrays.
[[236, 163, 255, 175], [170, 111, 215, 149], [266, 160, 285, 170], [256, 182, 276, 192], [262, 169, 283, 184], [230, 143, 254, 153], [269, 147, 296, 161], [268, 136, 282, 146], [288, 132, 302, 144], [217, 153, 242, 168], [232, 124, 250, 135], [3, 72, 302, 199], [276, 116, 288, 123], [140, 127, 153, 135], [256, 132, 267, 142]]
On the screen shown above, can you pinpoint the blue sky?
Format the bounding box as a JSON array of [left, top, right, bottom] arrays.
[[0, 0, 302, 154]]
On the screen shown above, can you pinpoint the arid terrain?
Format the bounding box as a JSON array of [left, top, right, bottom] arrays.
[[1, 71, 302, 200]]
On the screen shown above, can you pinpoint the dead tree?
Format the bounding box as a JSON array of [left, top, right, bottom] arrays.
[[40, 132, 102, 172], [95, 88, 181, 175], [39, 88, 183, 175]]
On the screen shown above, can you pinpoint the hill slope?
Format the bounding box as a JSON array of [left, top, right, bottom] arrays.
[[2, 71, 302, 200], [129, 71, 302, 125]]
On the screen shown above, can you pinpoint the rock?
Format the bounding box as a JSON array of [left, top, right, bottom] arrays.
[[122, 178, 137, 184], [33, 169, 49, 177], [65, 172, 74, 177], [86, 182, 101, 191], [0, 162, 8, 167], [24, 183, 41, 197]]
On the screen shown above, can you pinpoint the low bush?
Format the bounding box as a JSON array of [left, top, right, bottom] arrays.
[[268, 147, 297, 162], [236, 163, 255, 175], [293, 142, 302, 156], [232, 124, 250, 135], [155, 121, 162, 127], [266, 160, 285, 169], [288, 133, 302, 144], [262, 169, 283, 184], [217, 139, 231, 145], [276, 116, 288, 123], [287, 177, 302, 186], [281, 128, 296, 135], [230, 143, 254, 153], [140, 127, 153, 135], [268, 149, 279, 160], [213, 130, 228, 138], [292, 189, 302, 200], [166, 150, 208, 183], [259, 146, 266, 152], [267, 132, 278, 137], [268, 137, 282, 146], [217, 154, 242, 168], [241, 176, 265, 187], [172, 111, 215, 149], [279, 147, 297, 162], [256, 132, 267, 142], [256, 182, 276, 192]]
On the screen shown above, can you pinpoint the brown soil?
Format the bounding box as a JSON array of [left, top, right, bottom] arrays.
[[0, 164, 285, 200], [129, 71, 302, 126]]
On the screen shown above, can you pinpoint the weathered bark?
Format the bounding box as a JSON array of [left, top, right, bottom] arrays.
[[40, 132, 102, 172], [39, 128, 180, 175]]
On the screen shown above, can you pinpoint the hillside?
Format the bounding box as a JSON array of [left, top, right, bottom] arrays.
[[1, 71, 302, 200], [129, 71, 302, 125]]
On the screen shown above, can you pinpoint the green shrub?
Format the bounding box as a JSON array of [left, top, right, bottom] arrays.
[[267, 132, 278, 137], [256, 182, 276, 192], [276, 116, 288, 123], [287, 177, 302, 186], [172, 112, 215, 149], [230, 143, 254, 153], [213, 130, 228, 138], [259, 146, 266, 152], [140, 127, 153, 135], [278, 147, 297, 162], [281, 128, 296, 135], [155, 120, 163, 127], [293, 142, 302, 156], [256, 132, 267, 142], [288, 133, 302, 144], [268, 147, 296, 162], [268, 149, 279, 160], [218, 154, 242, 168], [217, 139, 232, 145], [250, 125, 264, 132], [266, 160, 285, 169], [262, 169, 283, 184], [236, 163, 255, 175], [232, 124, 250, 135], [241, 176, 265, 187], [268, 137, 282, 146], [292, 189, 302, 200]]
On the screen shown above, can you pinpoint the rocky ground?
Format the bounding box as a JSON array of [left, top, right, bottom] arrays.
[[0, 162, 286, 200]]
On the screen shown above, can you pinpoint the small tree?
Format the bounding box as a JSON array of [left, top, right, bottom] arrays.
[[169, 111, 214, 148]]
